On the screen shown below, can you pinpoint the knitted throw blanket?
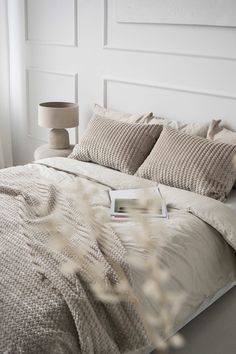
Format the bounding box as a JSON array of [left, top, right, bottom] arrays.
[[0, 165, 149, 354]]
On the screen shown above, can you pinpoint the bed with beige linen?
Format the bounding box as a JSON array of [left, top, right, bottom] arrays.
[[0, 105, 236, 354]]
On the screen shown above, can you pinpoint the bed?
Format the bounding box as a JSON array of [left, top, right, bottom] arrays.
[[1, 107, 236, 353]]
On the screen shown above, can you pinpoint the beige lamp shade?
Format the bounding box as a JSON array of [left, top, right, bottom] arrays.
[[38, 102, 79, 128], [38, 102, 79, 150]]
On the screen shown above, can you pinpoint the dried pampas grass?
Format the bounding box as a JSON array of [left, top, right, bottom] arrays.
[[40, 177, 185, 353]]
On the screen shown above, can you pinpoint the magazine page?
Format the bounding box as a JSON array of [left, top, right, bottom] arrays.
[[109, 187, 168, 220]]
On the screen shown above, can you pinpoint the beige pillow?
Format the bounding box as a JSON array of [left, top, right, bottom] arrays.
[[70, 116, 163, 174], [93, 104, 152, 123], [141, 115, 209, 137], [207, 119, 236, 145], [136, 127, 236, 201]]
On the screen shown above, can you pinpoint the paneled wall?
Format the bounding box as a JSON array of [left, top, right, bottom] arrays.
[[8, 0, 236, 165]]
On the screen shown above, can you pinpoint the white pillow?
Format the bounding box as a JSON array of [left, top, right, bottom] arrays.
[[93, 104, 210, 137], [143, 115, 210, 137], [207, 119, 236, 145], [93, 104, 152, 123]]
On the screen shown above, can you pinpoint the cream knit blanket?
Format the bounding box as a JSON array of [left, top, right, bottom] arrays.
[[0, 164, 149, 354]]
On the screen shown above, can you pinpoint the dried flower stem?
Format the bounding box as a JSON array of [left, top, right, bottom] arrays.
[[39, 177, 184, 353]]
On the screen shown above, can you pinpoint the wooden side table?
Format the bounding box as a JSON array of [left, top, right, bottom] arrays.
[[34, 144, 74, 160]]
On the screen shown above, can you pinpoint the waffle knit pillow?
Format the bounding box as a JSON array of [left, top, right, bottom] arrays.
[[207, 120, 236, 188], [70, 116, 163, 174], [136, 126, 236, 201]]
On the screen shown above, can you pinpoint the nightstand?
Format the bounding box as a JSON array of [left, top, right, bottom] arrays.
[[34, 144, 74, 160]]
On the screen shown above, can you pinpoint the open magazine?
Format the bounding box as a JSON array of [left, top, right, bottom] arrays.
[[109, 186, 168, 220]]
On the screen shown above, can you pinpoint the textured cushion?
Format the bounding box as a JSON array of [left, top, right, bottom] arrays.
[[207, 120, 236, 188], [141, 115, 210, 137], [93, 104, 152, 123], [136, 127, 236, 201], [70, 116, 163, 174]]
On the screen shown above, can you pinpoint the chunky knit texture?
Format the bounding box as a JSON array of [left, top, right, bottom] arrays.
[[70, 116, 163, 174], [0, 165, 149, 354], [136, 127, 236, 201]]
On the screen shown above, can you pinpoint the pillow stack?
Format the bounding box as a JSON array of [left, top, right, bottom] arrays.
[[70, 104, 236, 201], [92, 104, 209, 137]]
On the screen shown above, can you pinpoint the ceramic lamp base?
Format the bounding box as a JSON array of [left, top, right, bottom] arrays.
[[48, 128, 69, 149]]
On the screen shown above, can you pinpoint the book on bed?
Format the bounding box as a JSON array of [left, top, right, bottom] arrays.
[[109, 186, 168, 220]]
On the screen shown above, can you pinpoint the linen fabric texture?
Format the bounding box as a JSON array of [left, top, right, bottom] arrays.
[[70, 116, 163, 174], [136, 126, 236, 201]]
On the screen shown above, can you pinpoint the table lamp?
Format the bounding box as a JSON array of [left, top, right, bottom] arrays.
[[38, 102, 79, 149]]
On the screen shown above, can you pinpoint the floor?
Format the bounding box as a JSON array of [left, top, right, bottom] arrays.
[[152, 286, 236, 354]]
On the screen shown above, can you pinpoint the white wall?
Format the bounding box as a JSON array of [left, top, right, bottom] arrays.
[[0, 0, 12, 167], [8, 0, 236, 166]]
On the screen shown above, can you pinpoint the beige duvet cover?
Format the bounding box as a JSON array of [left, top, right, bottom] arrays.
[[35, 157, 236, 335]]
